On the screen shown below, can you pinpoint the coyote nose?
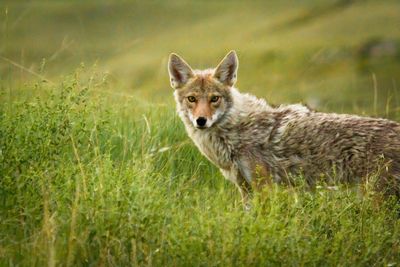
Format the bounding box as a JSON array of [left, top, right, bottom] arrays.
[[196, 117, 207, 127]]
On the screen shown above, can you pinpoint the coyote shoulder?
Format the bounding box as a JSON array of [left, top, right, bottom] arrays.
[[168, 51, 400, 206]]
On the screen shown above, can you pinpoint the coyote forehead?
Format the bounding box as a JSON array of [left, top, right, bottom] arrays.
[[168, 51, 400, 207], [175, 71, 230, 100]]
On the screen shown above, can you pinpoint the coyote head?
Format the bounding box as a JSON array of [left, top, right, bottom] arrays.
[[168, 51, 238, 129]]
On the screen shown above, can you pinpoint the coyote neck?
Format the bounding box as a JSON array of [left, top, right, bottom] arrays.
[[187, 122, 236, 171], [182, 89, 276, 172]]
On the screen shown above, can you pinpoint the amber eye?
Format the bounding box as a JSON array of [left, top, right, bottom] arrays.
[[187, 96, 196, 102], [210, 96, 220, 103]]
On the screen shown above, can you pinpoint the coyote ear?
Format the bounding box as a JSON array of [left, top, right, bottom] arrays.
[[213, 50, 238, 86], [168, 53, 194, 89]]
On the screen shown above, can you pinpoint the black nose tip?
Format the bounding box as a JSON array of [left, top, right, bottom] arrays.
[[196, 117, 207, 127]]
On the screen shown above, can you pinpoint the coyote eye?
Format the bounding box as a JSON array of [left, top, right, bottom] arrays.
[[187, 96, 196, 102], [210, 96, 220, 103]]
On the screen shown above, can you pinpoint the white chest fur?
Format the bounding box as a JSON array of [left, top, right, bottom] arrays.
[[189, 129, 233, 171]]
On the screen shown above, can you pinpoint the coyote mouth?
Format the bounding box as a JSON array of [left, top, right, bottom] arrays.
[[196, 125, 207, 130]]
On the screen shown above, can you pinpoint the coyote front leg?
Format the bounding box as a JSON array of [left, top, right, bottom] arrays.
[[220, 168, 252, 210]]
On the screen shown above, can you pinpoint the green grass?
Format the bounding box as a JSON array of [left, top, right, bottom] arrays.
[[1, 77, 399, 266], [1, 1, 400, 266]]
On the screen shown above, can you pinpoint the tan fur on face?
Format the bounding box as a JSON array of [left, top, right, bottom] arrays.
[[191, 98, 213, 120], [176, 72, 233, 128]]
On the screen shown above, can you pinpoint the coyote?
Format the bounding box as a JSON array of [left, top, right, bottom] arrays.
[[168, 51, 400, 207]]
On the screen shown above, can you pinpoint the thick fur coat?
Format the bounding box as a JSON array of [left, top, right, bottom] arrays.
[[169, 51, 400, 205]]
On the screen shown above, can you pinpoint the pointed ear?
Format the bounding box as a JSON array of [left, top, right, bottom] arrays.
[[213, 50, 238, 86], [168, 53, 194, 89]]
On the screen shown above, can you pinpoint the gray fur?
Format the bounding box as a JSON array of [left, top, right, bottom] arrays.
[[169, 52, 400, 205]]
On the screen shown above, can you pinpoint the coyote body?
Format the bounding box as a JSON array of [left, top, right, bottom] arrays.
[[168, 51, 400, 205]]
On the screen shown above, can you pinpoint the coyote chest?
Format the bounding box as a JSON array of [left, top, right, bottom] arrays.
[[190, 129, 233, 171]]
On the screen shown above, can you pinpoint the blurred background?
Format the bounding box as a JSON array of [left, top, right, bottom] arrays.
[[1, 0, 400, 114]]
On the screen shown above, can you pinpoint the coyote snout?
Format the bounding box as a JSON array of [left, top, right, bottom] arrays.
[[168, 50, 400, 208], [195, 117, 207, 128], [188, 96, 223, 129]]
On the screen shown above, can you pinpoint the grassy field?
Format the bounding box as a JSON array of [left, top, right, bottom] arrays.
[[1, 1, 400, 266]]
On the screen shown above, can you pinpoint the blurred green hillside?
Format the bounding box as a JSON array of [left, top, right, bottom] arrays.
[[1, 0, 400, 113]]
